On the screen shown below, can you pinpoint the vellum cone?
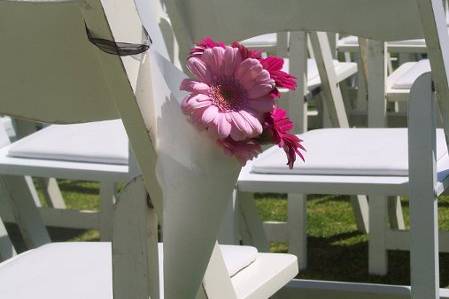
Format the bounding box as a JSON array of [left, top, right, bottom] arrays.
[[146, 50, 242, 298]]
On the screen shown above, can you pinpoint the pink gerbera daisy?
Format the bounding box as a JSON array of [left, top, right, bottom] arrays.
[[181, 46, 276, 141]]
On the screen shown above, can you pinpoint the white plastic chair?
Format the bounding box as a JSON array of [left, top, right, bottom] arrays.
[[0, 0, 299, 298]]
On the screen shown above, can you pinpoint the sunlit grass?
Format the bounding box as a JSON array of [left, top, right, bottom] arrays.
[[8, 180, 449, 286]]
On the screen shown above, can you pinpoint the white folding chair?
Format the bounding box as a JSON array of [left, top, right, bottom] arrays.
[[0, 0, 298, 298], [0, 120, 129, 242], [239, 31, 372, 245], [162, 0, 449, 298], [242, 32, 358, 131], [236, 34, 370, 269]]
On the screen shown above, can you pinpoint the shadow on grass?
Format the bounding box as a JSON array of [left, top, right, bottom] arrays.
[[56, 180, 99, 195], [5, 224, 99, 254], [275, 230, 449, 287]]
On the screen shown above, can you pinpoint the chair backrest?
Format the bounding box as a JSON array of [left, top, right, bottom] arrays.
[[0, 1, 119, 123], [163, 0, 449, 139], [164, 0, 423, 48]]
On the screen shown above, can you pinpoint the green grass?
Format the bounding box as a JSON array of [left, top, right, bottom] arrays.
[[257, 193, 449, 286], [7, 180, 449, 286]]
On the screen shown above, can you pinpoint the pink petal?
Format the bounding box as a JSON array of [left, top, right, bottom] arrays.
[[230, 112, 253, 138], [181, 94, 212, 113], [180, 79, 210, 94], [235, 59, 274, 98], [201, 105, 219, 124], [223, 47, 241, 78], [214, 113, 232, 139], [230, 126, 247, 141], [186, 57, 212, 83], [235, 58, 264, 90], [238, 110, 263, 136], [246, 70, 275, 98], [260, 56, 284, 72], [202, 47, 225, 80], [247, 97, 275, 113]]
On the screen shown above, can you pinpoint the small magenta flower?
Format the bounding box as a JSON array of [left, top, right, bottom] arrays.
[[189, 37, 225, 57], [181, 46, 275, 141], [263, 108, 305, 168], [260, 56, 297, 98]]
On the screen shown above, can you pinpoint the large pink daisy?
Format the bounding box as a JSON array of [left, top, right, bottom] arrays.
[[181, 46, 275, 141]]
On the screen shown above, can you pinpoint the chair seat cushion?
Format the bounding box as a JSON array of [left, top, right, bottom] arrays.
[[241, 33, 277, 47], [282, 58, 357, 91], [251, 128, 448, 176], [390, 59, 431, 89], [0, 242, 259, 299], [338, 35, 426, 47], [7, 120, 129, 165]]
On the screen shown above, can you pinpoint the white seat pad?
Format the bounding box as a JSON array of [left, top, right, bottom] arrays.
[[282, 58, 357, 91], [0, 242, 259, 299], [241, 33, 277, 48], [337, 35, 359, 46], [252, 128, 448, 176], [338, 35, 426, 47], [390, 59, 431, 90], [221, 244, 258, 276], [7, 120, 129, 165]]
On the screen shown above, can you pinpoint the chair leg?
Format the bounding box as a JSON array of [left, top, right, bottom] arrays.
[[237, 191, 269, 252], [410, 192, 439, 299], [99, 181, 115, 241], [406, 70, 439, 299], [388, 196, 405, 230], [113, 177, 159, 299], [368, 195, 388, 275], [0, 215, 16, 261], [288, 193, 307, 270], [217, 190, 238, 245], [35, 177, 66, 209], [24, 176, 42, 207], [350, 195, 369, 234], [0, 175, 50, 248]]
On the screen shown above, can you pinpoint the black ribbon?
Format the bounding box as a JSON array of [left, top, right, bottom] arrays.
[[85, 24, 152, 56]]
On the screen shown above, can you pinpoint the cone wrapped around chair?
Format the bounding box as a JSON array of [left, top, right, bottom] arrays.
[[146, 50, 241, 298]]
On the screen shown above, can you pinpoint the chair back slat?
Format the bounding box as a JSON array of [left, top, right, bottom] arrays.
[[166, 0, 423, 49], [416, 0, 449, 141], [0, 1, 120, 123]]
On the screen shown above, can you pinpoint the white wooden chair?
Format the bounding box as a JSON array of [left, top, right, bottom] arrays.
[[0, 120, 129, 243], [162, 0, 449, 298], [0, 0, 299, 298], [242, 32, 358, 130], [387, 59, 431, 104], [239, 32, 372, 245], [236, 34, 371, 269]]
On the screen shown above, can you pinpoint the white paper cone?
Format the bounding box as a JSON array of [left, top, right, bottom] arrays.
[[147, 51, 242, 299]]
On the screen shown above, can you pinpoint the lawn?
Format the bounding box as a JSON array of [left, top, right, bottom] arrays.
[[7, 179, 449, 287]]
